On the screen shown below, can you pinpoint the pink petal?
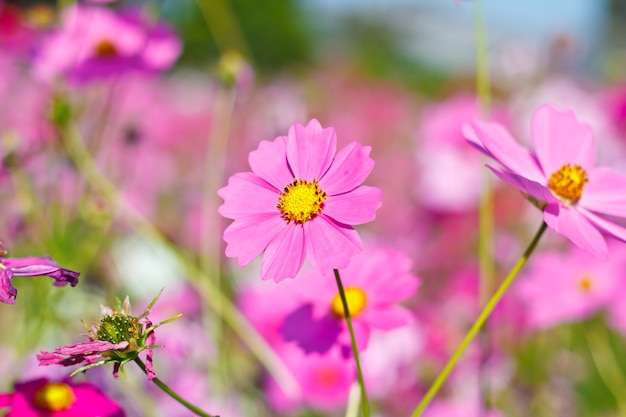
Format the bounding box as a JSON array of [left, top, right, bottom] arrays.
[[578, 207, 626, 244], [218, 172, 280, 219], [463, 120, 545, 183], [0, 394, 12, 407], [318, 142, 375, 195], [543, 203, 608, 258], [487, 166, 557, 203], [323, 186, 382, 225], [248, 137, 293, 190], [578, 167, 626, 217], [286, 119, 337, 180], [531, 104, 596, 174], [304, 215, 362, 273], [361, 305, 414, 330], [55, 340, 129, 355], [260, 224, 306, 282], [368, 276, 420, 304], [223, 213, 285, 266]]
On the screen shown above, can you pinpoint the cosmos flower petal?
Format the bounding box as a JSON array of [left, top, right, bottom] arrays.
[[578, 167, 626, 217], [286, 119, 337, 180], [54, 340, 130, 356], [218, 172, 281, 219], [323, 186, 382, 225], [578, 207, 626, 244], [319, 142, 375, 195], [248, 137, 293, 190], [0, 270, 16, 305], [361, 305, 414, 330], [543, 203, 608, 258], [532, 104, 596, 174], [487, 166, 558, 203], [223, 214, 285, 266], [305, 216, 362, 272], [463, 120, 545, 183], [260, 224, 306, 282]]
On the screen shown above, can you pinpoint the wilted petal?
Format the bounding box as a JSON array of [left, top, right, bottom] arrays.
[[55, 340, 129, 356], [0, 269, 16, 305]]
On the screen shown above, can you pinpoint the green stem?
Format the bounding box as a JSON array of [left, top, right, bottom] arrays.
[[585, 321, 626, 416], [410, 221, 548, 417], [134, 358, 218, 417], [334, 269, 370, 417]]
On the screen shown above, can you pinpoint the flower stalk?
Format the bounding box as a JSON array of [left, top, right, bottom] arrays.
[[334, 268, 370, 417], [411, 221, 548, 417]]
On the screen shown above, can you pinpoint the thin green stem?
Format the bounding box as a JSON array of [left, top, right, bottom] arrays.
[[333, 269, 370, 417], [411, 221, 548, 417], [585, 321, 626, 416], [134, 358, 218, 417]]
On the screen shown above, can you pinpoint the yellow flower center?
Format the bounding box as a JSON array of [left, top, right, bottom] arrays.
[[277, 178, 327, 224], [34, 382, 75, 411], [548, 164, 588, 204], [331, 287, 367, 318], [95, 40, 118, 58], [579, 276, 593, 293]]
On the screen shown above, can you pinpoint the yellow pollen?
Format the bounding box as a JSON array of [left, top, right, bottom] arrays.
[[95, 40, 118, 58], [34, 382, 75, 411], [277, 178, 327, 224], [579, 276, 593, 293], [548, 164, 588, 204], [331, 287, 367, 318]]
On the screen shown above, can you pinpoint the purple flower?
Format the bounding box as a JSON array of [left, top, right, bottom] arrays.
[[37, 291, 180, 380], [0, 255, 80, 304], [464, 104, 626, 258]]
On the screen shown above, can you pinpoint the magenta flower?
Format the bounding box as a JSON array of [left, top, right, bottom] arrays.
[[33, 5, 181, 82], [218, 119, 382, 282], [464, 104, 626, 258], [0, 255, 80, 304], [0, 377, 124, 417], [38, 291, 180, 380], [280, 247, 420, 353]]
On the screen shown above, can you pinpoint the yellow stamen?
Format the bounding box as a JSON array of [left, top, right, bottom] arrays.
[[331, 287, 367, 318], [34, 382, 75, 411], [579, 276, 593, 293], [548, 164, 588, 204], [95, 40, 117, 58], [277, 178, 327, 224]]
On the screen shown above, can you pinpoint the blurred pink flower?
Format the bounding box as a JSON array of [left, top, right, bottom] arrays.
[[465, 104, 626, 258], [33, 5, 181, 82], [0, 377, 124, 416], [0, 255, 79, 304], [219, 119, 382, 282], [515, 244, 625, 329], [280, 247, 419, 353]]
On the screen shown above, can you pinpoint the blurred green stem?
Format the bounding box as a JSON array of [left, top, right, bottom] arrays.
[[410, 221, 547, 417], [59, 122, 301, 400], [134, 358, 218, 417], [334, 269, 370, 417], [586, 321, 626, 417]]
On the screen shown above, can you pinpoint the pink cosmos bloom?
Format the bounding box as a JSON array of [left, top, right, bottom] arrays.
[[38, 292, 179, 380], [0, 377, 124, 416], [33, 5, 181, 82], [0, 254, 80, 304], [280, 247, 419, 353], [218, 119, 382, 282], [514, 245, 624, 330], [464, 104, 626, 258]]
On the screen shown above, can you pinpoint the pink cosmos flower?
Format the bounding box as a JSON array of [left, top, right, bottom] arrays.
[[218, 119, 382, 282], [0, 254, 80, 304], [464, 104, 626, 258], [280, 247, 419, 353], [514, 245, 624, 330], [33, 5, 181, 82], [0, 377, 124, 417], [38, 292, 179, 380]]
